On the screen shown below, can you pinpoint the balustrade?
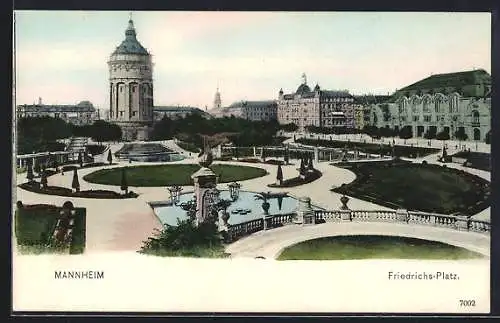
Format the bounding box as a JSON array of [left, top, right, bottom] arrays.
[[227, 208, 490, 243]]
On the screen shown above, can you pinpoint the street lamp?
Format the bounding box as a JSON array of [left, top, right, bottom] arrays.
[[168, 185, 183, 205], [228, 182, 241, 201]]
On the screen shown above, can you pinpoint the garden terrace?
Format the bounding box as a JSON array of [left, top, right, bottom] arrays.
[[83, 164, 268, 187], [15, 203, 86, 254], [19, 182, 138, 199], [295, 138, 440, 158], [331, 160, 490, 215]]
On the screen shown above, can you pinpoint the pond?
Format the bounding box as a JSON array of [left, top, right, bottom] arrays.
[[152, 190, 310, 226]]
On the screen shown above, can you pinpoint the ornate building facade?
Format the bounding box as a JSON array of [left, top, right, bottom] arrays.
[[108, 18, 154, 141], [277, 74, 356, 130], [369, 69, 491, 141], [16, 98, 97, 125]]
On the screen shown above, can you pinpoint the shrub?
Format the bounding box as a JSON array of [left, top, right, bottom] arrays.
[[18, 182, 138, 199]]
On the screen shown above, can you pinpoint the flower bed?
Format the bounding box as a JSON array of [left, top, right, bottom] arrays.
[[268, 169, 322, 188], [332, 160, 490, 215], [19, 182, 138, 199]]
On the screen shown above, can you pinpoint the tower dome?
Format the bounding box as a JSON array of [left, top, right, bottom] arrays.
[[112, 19, 149, 55]]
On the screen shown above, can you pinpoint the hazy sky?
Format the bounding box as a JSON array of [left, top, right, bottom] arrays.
[[14, 11, 491, 110]]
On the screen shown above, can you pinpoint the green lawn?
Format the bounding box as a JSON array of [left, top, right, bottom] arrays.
[[333, 161, 490, 215], [277, 235, 485, 260], [15, 205, 86, 255], [83, 164, 268, 187]]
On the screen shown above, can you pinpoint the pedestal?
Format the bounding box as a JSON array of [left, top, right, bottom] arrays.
[[396, 209, 409, 222], [455, 215, 470, 231], [339, 210, 351, 221], [314, 147, 319, 163], [191, 167, 218, 226], [295, 196, 315, 225]]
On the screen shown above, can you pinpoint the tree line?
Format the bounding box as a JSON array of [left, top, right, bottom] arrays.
[[151, 113, 288, 147], [17, 117, 122, 154]]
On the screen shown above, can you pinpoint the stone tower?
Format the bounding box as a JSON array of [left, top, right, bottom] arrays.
[[213, 87, 222, 109], [108, 17, 154, 141]]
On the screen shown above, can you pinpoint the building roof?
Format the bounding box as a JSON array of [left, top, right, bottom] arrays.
[[353, 95, 392, 105], [154, 106, 205, 113], [228, 100, 277, 108], [17, 101, 96, 113], [395, 69, 491, 98], [296, 83, 311, 95], [112, 19, 149, 56]]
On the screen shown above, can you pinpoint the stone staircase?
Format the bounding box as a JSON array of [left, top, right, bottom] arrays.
[[66, 137, 89, 153]]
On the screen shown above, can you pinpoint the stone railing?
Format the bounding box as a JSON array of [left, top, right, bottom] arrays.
[[315, 209, 491, 234], [226, 208, 490, 243], [227, 213, 295, 242]]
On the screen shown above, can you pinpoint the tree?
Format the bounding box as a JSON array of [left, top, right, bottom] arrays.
[[77, 152, 83, 167], [71, 169, 80, 192], [33, 161, 41, 174], [121, 168, 129, 195], [299, 158, 306, 177], [26, 162, 34, 182], [276, 164, 283, 185], [424, 128, 437, 140], [107, 150, 113, 165], [261, 147, 267, 161], [454, 127, 468, 141], [436, 130, 450, 141], [398, 126, 413, 143], [308, 155, 314, 170], [485, 130, 491, 144], [40, 170, 48, 188], [53, 158, 59, 172]]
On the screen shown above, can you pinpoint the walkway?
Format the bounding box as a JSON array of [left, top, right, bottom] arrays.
[[226, 221, 491, 259]]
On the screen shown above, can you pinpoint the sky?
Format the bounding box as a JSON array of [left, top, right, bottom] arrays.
[[14, 11, 491, 111]]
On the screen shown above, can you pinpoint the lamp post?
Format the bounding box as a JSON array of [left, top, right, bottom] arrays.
[[168, 185, 183, 205], [228, 182, 241, 201]]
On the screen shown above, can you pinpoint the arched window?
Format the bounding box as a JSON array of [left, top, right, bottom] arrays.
[[472, 110, 480, 123], [423, 96, 431, 113]]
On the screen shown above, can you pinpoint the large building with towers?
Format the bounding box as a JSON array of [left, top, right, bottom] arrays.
[[277, 73, 356, 130], [108, 17, 154, 141], [369, 69, 491, 141]]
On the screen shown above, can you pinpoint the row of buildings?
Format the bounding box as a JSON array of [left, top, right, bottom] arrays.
[[209, 69, 491, 141], [17, 17, 491, 142]]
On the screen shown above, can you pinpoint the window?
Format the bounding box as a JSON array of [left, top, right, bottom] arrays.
[[472, 110, 480, 124], [413, 116, 419, 122], [424, 115, 431, 122], [120, 111, 124, 117]]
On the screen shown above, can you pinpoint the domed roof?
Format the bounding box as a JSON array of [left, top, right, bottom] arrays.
[[77, 100, 93, 107], [296, 83, 311, 95], [112, 19, 149, 56]]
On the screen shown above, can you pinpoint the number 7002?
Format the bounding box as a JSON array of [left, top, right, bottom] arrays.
[[459, 300, 476, 307]]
